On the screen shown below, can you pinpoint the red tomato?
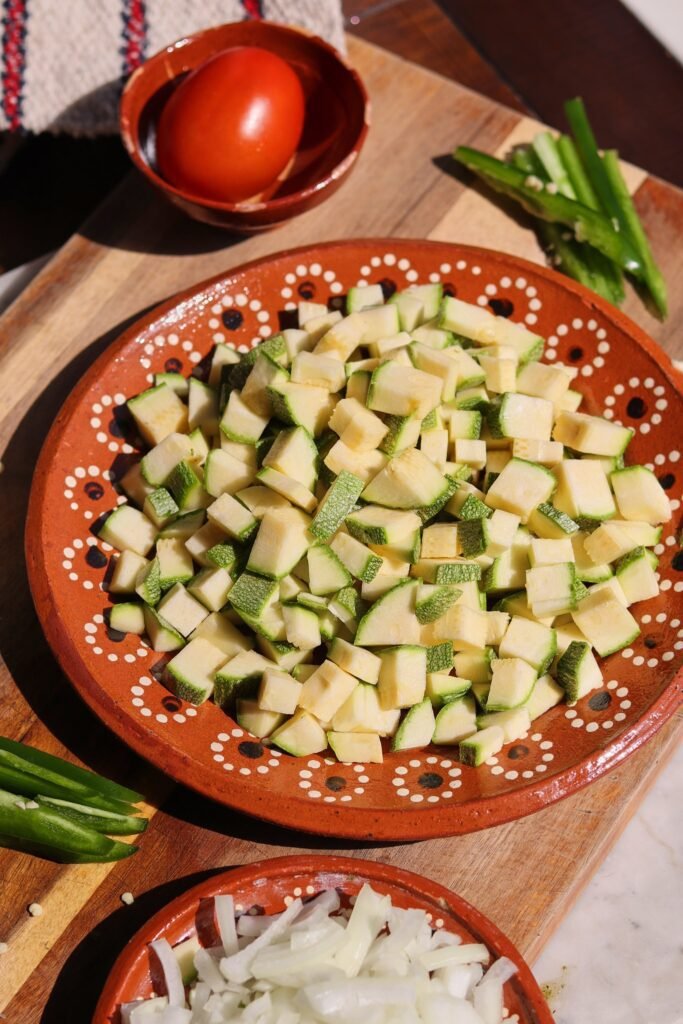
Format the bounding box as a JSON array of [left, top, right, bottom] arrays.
[[156, 47, 305, 203]]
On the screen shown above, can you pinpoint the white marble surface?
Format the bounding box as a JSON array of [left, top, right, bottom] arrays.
[[534, 740, 683, 1024]]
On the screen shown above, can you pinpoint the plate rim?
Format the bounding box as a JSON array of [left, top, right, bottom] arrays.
[[91, 852, 555, 1024], [25, 238, 683, 841]]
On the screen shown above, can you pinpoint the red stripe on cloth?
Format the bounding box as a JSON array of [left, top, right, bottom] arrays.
[[121, 0, 147, 77], [1, 0, 29, 130], [241, 0, 264, 19]]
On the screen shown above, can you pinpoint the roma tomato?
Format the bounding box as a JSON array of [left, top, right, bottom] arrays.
[[156, 46, 305, 203]]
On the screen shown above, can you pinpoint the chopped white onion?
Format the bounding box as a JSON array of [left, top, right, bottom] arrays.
[[214, 895, 238, 955], [121, 887, 521, 1023], [149, 939, 186, 1007]]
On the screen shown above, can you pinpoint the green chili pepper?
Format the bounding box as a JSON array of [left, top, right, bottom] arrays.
[[35, 796, 148, 836], [0, 788, 138, 863], [0, 736, 143, 805]]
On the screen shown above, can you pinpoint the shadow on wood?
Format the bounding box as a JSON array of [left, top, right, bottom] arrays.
[[39, 867, 227, 1024]]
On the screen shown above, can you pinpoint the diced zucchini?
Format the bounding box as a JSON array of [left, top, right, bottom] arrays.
[[571, 589, 640, 656], [459, 725, 504, 766], [529, 537, 575, 566], [236, 700, 284, 739], [426, 672, 471, 706], [553, 460, 616, 521], [256, 467, 318, 513], [553, 411, 633, 457], [260, 426, 318, 493], [526, 562, 578, 618], [355, 579, 420, 646], [109, 549, 148, 594], [298, 660, 358, 721], [157, 582, 209, 636], [109, 602, 145, 636], [328, 730, 383, 763], [258, 668, 303, 715], [415, 584, 461, 624], [207, 492, 258, 541], [377, 645, 427, 709], [453, 648, 493, 684], [367, 360, 442, 419], [135, 557, 161, 606], [487, 393, 554, 441], [282, 604, 321, 650], [498, 615, 557, 675], [392, 699, 435, 751], [528, 502, 579, 540], [140, 432, 196, 487], [190, 611, 251, 658], [475, 706, 531, 743], [486, 658, 537, 711], [433, 695, 478, 745], [188, 567, 233, 612], [247, 508, 312, 579], [143, 604, 185, 652], [307, 544, 352, 596], [611, 466, 672, 524], [99, 505, 157, 557], [143, 488, 179, 530], [556, 641, 603, 701], [203, 449, 255, 498], [486, 458, 556, 522], [214, 650, 274, 708], [128, 384, 188, 446], [361, 448, 449, 510], [220, 389, 270, 443], [329, 532, 382, 583], [328, 637, 381, 684], [271, 710, 327, 756], [188, 378, 219, 436], [165, 637, 226, 705], [614, 546, 659, 604], [525, 674, 564, 720]]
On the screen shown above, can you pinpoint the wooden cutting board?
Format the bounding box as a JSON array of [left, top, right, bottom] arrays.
[[0, 37, 681, 1022]]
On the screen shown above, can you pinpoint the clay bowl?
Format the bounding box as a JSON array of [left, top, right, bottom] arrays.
[[26, 240, 683, 842], [92, 854, 554, 1023], [119, 22, 369, 231]]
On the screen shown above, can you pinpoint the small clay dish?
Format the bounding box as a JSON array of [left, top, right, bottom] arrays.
[[119, 22, 369, 231], [92, 854, 554, 1023]]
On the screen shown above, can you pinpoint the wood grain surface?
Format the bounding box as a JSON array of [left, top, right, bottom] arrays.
[[0, 36, 682, 1023]]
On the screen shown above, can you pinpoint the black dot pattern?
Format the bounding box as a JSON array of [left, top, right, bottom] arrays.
[[626, 396, 646, 419], [298, 280, 315, 299], [569, 346, 583, 362], [672, 552, 683, 572], [164, 357, 183, 372], [507, 744, 529, 760], [659, 473, 675, 490], [162, 696, 182, 712], [418, 772, 443, 789], [238, 741, 264, 759], [85, 547, 107, 569], [588, 691, 612, 711], [488, 297, 514, 318], [644, 636, 658, 649], [379, 278, 396, 300], [84, 481, 104, 501], [222, 309, 243, 330], [325, 776, 346, 792], [442, 283, 457, 297]]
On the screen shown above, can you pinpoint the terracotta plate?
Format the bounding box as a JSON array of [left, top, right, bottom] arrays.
[[92, 854, 554, 1024], [26, 240, 683, 840]]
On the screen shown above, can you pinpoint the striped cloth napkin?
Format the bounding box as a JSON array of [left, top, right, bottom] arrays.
[[0, 0, 345, 135]]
